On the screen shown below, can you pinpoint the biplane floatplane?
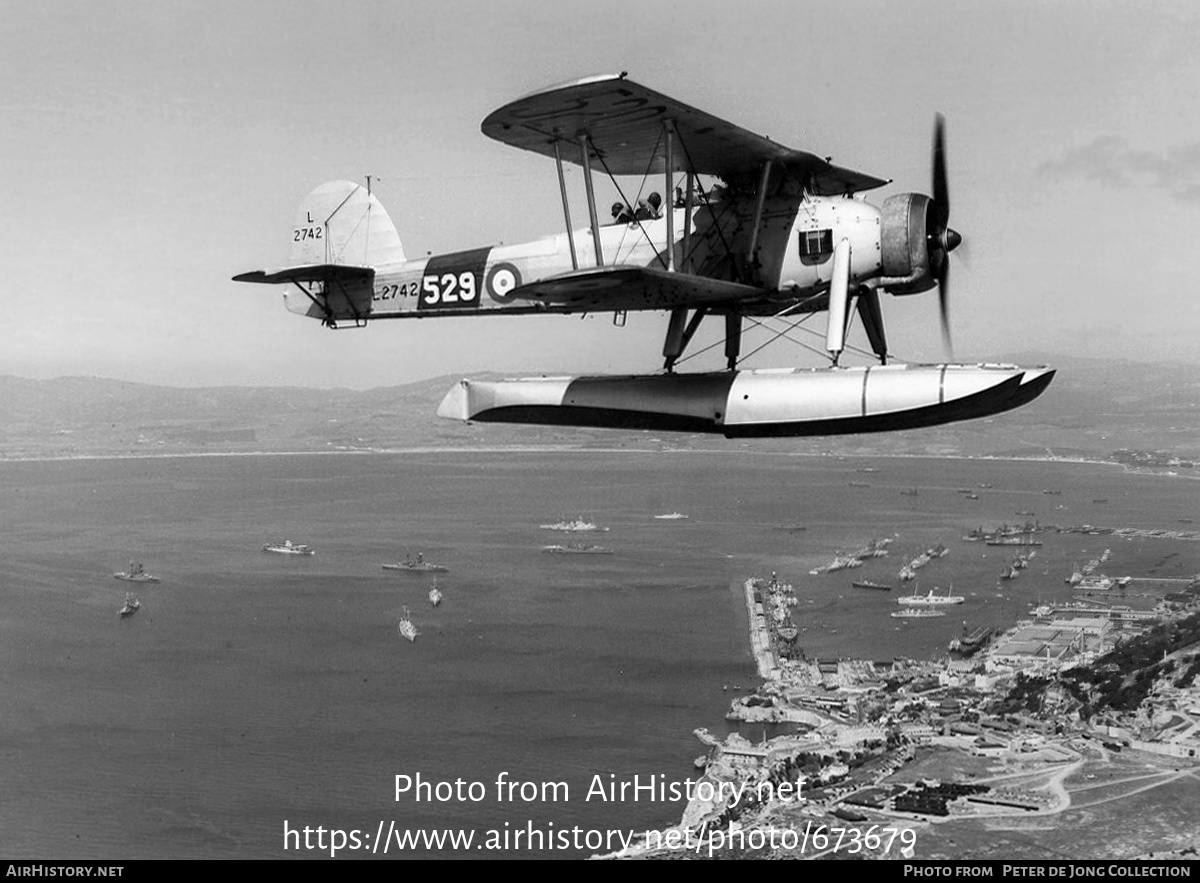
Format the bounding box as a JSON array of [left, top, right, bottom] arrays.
[[235, 74, 1053, 437]]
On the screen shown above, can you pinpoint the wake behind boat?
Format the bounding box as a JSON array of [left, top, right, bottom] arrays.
[[114, 561, 159, 583], [653, 512, 689, 520], [263, 540, 314, 556]]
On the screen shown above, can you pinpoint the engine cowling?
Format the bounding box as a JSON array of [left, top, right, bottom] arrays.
[[879, 193, 937, 295]]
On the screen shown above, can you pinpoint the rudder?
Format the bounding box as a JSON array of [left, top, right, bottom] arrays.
[[290, 180, 405, 268]]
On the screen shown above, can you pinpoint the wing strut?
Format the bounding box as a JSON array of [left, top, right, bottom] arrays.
[[855, 287, 889, 365], [578, 134, 604, 267], [725, 313, 742, 371], [662, 307, 708, 373], [682, 173, 694, 273], [673, 132, 744, 283], [664, 119, 675, 273], [746, 161, 773, 280], [553, 141, 579, 272], [826, 238, 852, 364]]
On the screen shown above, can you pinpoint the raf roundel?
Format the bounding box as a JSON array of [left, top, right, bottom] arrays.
[[485, 262, 522, 303]]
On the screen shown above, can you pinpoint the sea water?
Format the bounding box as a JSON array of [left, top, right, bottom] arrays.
[[0, 451, 1195, 858]]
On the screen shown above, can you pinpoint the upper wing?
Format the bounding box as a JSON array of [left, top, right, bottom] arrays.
[[481, 74, 889, 195], [507, 265, 768, 312]]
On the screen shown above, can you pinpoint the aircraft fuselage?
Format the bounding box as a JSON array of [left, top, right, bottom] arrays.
[[282, 196, 895, 323]]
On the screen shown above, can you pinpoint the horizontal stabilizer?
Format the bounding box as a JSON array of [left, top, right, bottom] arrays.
[[232, 264, 373, 286], [233, 263, 376, 325], [438, 365, 1055, 438], [509, 265, 765, 312]]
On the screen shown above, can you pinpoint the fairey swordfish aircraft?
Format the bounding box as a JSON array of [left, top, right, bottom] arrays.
[[235, 74, 1053, 437]]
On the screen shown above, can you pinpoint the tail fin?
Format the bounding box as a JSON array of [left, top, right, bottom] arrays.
[[291, 180, 405, 267]]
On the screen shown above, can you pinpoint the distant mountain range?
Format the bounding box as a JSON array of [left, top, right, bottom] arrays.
[[1, 354, 1196, 462]]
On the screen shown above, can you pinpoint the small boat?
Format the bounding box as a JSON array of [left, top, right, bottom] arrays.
[[382, 553, 448, 573], [114, 561, 159, 583], [890, 608, 945, 619], [428, 585, 443, 607], [263, 540, 314, 556], [397, 607, 418, 642], [852, 580, 892, 591], [653, 512, 689, 520], [118, 592, 141, 618]]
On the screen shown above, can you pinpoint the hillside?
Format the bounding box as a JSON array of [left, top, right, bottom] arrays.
[[1, 355, 1196, 461]]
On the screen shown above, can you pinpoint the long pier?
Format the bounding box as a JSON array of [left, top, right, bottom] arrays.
[[742, 578, 777, 680]]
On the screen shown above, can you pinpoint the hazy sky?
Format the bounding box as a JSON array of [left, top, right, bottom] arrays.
[[4, 0, 1199, 388]]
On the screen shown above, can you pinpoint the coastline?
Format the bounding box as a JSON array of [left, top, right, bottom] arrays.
[[0, 445, 1194, 480]]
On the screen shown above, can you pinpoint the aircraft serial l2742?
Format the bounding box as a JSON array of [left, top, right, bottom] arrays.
[[236, 74, 1053, 436]]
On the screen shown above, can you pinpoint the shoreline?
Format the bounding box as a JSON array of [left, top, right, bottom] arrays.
[[0, 446, 1194, 479]]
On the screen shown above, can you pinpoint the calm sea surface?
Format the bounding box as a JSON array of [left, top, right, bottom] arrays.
[[0, 451, 1195, 858]]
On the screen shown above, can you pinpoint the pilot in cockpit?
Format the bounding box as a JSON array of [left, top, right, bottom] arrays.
[[611, 201, 634, 224]]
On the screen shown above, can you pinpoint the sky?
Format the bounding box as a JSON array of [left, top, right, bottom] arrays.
[[3, 0, 1200, 389]]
